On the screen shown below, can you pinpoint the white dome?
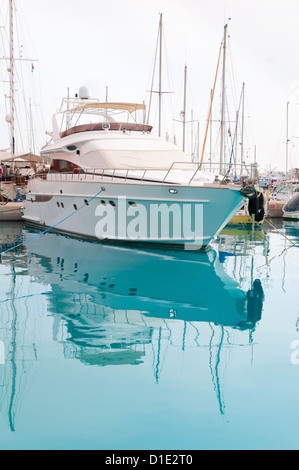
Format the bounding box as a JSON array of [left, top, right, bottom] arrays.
[[79, 86, 91, 100]]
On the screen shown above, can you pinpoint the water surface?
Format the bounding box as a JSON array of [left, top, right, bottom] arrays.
[[0, 220, 298, 450]]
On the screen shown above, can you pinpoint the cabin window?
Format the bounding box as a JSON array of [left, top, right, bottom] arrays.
[[66, 145, 77, 151], [50, 159, 82, 174]]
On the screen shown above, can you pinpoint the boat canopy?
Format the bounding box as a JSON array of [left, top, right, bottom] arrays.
[[78, 136, 191, 170], [44, 134, 192, 170], [70, 102, 146, 114]]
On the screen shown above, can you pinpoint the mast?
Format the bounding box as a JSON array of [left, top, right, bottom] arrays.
[[286, 101, 290, 176], [9, 0, 15, 155], [191, 109, 194, 159], [219, 24, 227, 174], [209, 89, 213, 172], [240, 82, 245, 176], [182, 64, 187, 152], [197, 121, 200, 163], [234, 110, 239, 178], [158, 13, 163, 137]]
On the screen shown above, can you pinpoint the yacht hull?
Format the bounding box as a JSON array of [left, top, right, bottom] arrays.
[[22, 177, 244, 249]]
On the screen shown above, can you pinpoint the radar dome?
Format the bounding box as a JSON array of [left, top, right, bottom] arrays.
[[79, 86, 91, 100]]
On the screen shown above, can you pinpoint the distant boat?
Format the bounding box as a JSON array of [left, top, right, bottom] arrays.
[[283, 193, 299, 219], [270, 181, 299, 202]]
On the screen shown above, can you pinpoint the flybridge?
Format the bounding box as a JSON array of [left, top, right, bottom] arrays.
[[49, 94, 148, 142]]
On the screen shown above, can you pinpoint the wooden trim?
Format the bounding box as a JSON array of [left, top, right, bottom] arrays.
[[60, 122, 153, 138]]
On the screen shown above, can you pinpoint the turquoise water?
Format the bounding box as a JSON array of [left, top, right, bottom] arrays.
[[0, 220, 298, 450]]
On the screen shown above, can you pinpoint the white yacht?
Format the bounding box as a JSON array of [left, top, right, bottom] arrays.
[[22, 93, 253, 249]]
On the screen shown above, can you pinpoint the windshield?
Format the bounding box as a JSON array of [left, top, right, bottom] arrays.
[[284, 194, 299, 212]]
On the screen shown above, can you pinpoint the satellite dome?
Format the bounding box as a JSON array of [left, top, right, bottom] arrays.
[[79, 86, 91, 100]]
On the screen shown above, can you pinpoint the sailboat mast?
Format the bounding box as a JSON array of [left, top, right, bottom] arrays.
[[209, 89, 213, 172], [182, 64, 187, 152], [220, 24, 227, 174], [241, 82, 245, 175], [286, 101, 289, 176], [158, 13, 163, 138], [9, 0, 15, 155]]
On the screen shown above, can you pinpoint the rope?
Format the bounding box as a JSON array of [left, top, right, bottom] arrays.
[[0, 187, 104, 258], [264, 217, 297, 246]]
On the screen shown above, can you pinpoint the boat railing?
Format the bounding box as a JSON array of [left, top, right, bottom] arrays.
[[32, 161, 258, 186]]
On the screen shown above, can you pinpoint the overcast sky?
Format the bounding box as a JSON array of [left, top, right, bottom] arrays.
[[1, 0, 299, 172]]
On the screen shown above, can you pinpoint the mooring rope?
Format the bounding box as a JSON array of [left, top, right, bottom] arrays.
[[0, 188, 104, 259]]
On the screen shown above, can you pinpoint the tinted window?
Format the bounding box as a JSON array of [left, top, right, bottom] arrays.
[[284, 194, 299, 212], [50, 160, 82, 173]]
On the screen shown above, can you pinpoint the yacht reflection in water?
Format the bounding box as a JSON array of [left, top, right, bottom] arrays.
[[21, 227, 265, 382], [0, 224, 265, 426]]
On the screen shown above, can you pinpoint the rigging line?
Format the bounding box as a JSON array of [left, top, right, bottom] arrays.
[[224, 86, 244, 178], [146, 19, 160, 125], [200, 44, 222, 169], [162, 28, 175, 110], [227, 35, 239, 110], [0, 187, 104, 258]]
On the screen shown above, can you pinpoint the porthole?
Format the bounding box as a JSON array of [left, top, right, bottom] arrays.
[[169, 189, 178, 194], [128, 201, 137, 207], [66, 145, 77, 151], [109, 201, 116, 207], [57, 202, 60, 208], [101, 200, 107, 205], [61, 202, 64, 209], [73, 204, 78, 211], [84, 199, 89, 206]]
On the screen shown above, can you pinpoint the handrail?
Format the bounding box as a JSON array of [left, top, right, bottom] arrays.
[[32, 162, 257, 186]]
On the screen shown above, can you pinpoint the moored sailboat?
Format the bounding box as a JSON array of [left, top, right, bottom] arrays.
[[0, 0, 46, 219]]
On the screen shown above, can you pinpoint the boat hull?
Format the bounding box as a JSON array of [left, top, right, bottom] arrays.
[[283, 211, 299, 219], [22, 178, 245, 249], [0, 202, 23, 221]]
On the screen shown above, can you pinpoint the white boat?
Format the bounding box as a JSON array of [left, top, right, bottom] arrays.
[[283, 193, 299, 219], [22, 94, 253, 249], [270, 181, 299, 202]]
